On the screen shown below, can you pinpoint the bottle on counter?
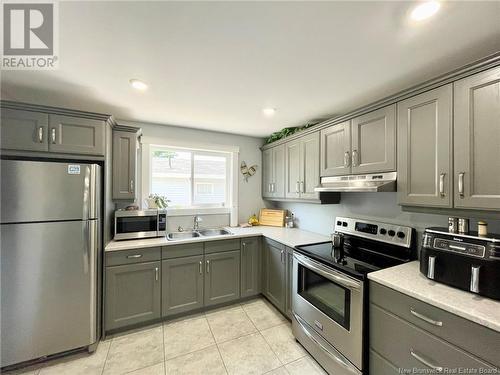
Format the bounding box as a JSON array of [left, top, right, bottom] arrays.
[[285, 212, 295, 228]]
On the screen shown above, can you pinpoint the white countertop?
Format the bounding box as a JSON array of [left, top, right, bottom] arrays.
[[105, 226, 329, 252], [368, 261, 500, 333]]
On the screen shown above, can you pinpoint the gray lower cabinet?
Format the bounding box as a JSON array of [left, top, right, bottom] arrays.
[[453, 66, 500, 210], [370, 282, 499, 373], [397, 84, 453, 208], [240, 237, 261, 298], [0, 109, 49, 152], [162, 255, 204, 317], [105, 261, 161, 331], [112, 130, 138, 200], [48, 114, 105, 156], [204, 250, 241, 307], [263, 239, 286, 313]]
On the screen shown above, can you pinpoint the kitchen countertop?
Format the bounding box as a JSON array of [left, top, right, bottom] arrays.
[[368, 261, 500, 333], [105, 226, 330, 252]]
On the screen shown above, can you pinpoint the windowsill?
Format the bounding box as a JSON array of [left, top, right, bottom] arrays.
[[165, 207, 232, 216]]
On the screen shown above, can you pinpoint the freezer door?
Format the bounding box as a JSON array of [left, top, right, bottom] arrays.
[[0, 220, 98, 367], [0, 159, 100, 223]]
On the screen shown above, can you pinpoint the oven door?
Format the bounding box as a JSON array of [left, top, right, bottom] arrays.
[[114, 212, 158, 240], [292, 252, 364, 371]]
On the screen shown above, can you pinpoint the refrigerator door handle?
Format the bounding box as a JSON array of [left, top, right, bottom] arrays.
[[87, 219, 97, 343], [83, 164, 99, 220]]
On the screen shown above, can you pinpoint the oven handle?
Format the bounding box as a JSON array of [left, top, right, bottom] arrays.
[[294, 252, 361, 290], [293, 313, 361, 375]]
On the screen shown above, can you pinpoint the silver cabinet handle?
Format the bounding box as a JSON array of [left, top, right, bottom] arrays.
[[458, 172, 465, 197], [126, 254, 143, 259], [344, 151, 351, 168], [38, 127, 44, 143], [410, 349, 443, 372], [155, 267, 159, 281], [272, 183, 275, 193], [439, 173, 445, 197], [130, 179, 134, 193], [410, 308, 443, 326], [470, 265, 480, 293], [280, 249, 284, 263], [352, 149, 359, 167], [199, 260, 203, 275], [296, 181, 300, 193], [51, 128, 56, 144], [300, 181, 304, 193], [242, 242, 246, 249], [206, 259, 210, 273], [427, 256, 436, 280]]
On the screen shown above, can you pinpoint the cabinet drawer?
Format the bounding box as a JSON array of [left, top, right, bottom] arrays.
[[370, 304, 493, 372], [204, 239, 240, 254], [263, 237, 285, 251], [162, 243, 204, 259], [106, 247, 161, 266], [370, 283, 500, 366]]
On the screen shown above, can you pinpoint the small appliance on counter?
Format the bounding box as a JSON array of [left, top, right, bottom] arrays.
[[114, 208, 167, 240], [420, 228, 500, 301]]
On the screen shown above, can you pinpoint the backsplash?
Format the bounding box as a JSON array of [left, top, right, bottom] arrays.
[[167, 213, 230, 232]]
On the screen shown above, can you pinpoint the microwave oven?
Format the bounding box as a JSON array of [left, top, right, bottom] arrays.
[[114, 209, 167, 240]]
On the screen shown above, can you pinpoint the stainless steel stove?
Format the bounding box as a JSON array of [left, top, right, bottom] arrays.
[[292, 217, 416, 375]]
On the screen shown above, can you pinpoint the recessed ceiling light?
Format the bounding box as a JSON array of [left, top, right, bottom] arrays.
[[411, 1, 440, 21], [262, 108, 277, 117], [129, 79, 148, 91]]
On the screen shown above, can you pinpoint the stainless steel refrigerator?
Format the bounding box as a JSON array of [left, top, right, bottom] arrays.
[[1, 159, 101, 367]]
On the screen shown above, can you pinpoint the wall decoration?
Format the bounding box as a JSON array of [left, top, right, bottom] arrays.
[[240, 161, 257, 182]]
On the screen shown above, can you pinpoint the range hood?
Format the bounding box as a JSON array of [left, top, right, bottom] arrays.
[[314, 172, 397, 193]]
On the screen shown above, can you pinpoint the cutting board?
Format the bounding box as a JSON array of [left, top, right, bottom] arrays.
[[259, 208, 286, 227]]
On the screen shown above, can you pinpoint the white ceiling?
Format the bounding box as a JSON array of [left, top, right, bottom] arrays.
[[2, 1, 500, 137]]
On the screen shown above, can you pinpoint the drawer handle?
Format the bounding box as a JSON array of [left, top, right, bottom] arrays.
[[38, 127, 44, 143], [410, 308, 443, 326], [410, 349, 443, 372], [126, 254, 143, 259]]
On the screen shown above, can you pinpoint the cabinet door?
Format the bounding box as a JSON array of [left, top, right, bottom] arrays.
[[48, 115, 105, 156], [454, 67, 500, 210], [351, 105, 396, 174], [162, 255, 204, 317], [285, 140, 301, 199], [272, 144, 286, 198], [112, 131, 137, 200], [262, 148, 274, 198], [0, 109, 48, 152], [105, 261, 161, 331], [240, 237, 261, 298], [397, 85, 453, 207], [264, 241, 286, 313], [285, 247, 293, 319], [300, 132, 320, 200], [204, 250, 240, 307], [320, 121, 351, 176]]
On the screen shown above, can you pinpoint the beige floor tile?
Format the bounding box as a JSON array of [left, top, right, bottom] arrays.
[[218, 332, 281, 375], [2, 363, 43, 375], [164, 316, 215, 359], [263, 367, 289, 375], [206, 305, 256, 343], [165, 345, 226, 375], [103, 326, 164, 375], [260, 323, 307, 364], [284, 356, 327, 375], [241, 299, 286, 331], [39, 340, 110, 375], [126, 362, 165, 375]]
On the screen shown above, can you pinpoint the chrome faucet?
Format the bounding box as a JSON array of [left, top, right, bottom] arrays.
[[194, 215, 203, 230]]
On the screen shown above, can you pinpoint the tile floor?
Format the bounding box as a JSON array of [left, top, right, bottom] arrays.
[[5, 297, 327, 375]]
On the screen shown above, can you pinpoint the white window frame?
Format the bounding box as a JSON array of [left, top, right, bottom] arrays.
[[141, 138, 239, 226]]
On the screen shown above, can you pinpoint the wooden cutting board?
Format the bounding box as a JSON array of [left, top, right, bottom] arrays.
[[259, 208, 286, 227]]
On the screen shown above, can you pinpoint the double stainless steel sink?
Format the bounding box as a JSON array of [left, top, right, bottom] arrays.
[[166, 228, 232, 241]]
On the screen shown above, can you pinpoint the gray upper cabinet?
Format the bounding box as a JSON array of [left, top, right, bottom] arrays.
[[262, 144, 285, 199], [112, 130, 138, 200], [105, 261, 161, 331], [351, 105, 396, 174], [204, 250, 240, 307], [285, 132, 320, 200], [48, 114, 105, 156], [454, 67, 500, 210], [397, 85, 453, 208], [320, 120, 351, 177], [240, 237, 261, 298], [0, 109, 49, 152], [162, 255, 204, 317], [263, 239, 286, 312]]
